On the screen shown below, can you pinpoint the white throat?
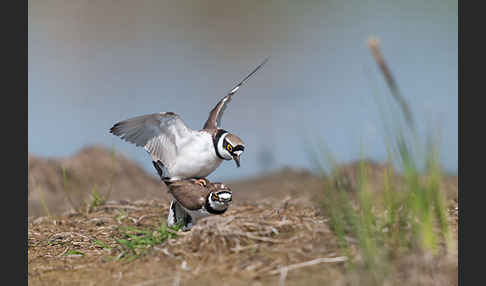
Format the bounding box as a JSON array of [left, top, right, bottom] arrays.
[[208, 193, 231, 211]]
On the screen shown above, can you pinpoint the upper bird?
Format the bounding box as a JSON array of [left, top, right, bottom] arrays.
[[109, 58, 269, 181]]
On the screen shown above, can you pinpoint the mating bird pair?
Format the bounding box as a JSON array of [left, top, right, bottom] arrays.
[[109, 58, 269, 230]]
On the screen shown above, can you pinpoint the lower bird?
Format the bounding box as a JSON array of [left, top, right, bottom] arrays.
[[166, 178, 232, 230]]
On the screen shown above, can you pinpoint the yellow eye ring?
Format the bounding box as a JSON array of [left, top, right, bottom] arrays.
[[227, 145, 233, 152]]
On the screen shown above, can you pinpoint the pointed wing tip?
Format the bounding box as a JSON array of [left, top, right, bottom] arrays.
[[109, 123, 121, 135], [254, 57, 270, 73], [227, 57, 270, 95], [109, 126, 116, 134], [258, 56, 270, 69]]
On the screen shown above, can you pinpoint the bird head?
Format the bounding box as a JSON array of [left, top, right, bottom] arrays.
[[208, 186, 232, 211], [216, 132, 245, 168]]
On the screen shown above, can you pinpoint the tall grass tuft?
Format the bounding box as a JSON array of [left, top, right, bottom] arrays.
[[311, 37, 452, 284]]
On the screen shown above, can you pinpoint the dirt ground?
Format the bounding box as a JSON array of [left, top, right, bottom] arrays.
[[28, 148, 458, 285], [28, 199, 458, 286], [29, 198, 348, 286]]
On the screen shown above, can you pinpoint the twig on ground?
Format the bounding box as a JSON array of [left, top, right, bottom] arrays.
[[133, 278, 169, 286], [231, 231, 289, 243], [100, 205, 142, 211], [57, 246, 70, 257], [279, 267, 288, 286], [269, 256, 348, 275]]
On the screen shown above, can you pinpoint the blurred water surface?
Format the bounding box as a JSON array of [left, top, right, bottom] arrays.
[[28, 0, 457, 181]]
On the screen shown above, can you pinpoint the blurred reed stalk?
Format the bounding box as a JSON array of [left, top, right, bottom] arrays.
[[310, 36, 452, 284]]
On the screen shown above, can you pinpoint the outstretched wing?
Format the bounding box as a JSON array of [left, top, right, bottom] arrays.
[[110, 112, 193, 165], [203, 57, 269, 130]]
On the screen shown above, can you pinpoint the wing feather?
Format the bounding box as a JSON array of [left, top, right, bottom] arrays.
[[203, 57, 269, 130], [167, 180, 209, 210], [110, 112, 192, 165]]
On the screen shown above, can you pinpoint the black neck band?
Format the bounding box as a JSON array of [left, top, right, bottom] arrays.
[[205, 198, 228, 215], [213, 129, 227, 160]]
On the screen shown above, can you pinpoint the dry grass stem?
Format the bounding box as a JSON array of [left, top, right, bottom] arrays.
[[269, 256, 348, 275]]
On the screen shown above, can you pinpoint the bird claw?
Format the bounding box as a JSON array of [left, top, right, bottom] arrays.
[[195, 178, 209, 187]]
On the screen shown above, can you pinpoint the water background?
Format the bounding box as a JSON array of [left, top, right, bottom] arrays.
[[29, 0, 458, 181]]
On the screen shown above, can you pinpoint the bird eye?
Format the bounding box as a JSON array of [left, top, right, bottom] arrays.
[[226, 144, 233, 152]]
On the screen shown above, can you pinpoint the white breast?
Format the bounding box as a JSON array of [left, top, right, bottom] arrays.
[[166, 131, 223, 179]]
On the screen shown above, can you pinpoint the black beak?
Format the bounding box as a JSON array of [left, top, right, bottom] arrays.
[[232, 154, 240, 168]]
